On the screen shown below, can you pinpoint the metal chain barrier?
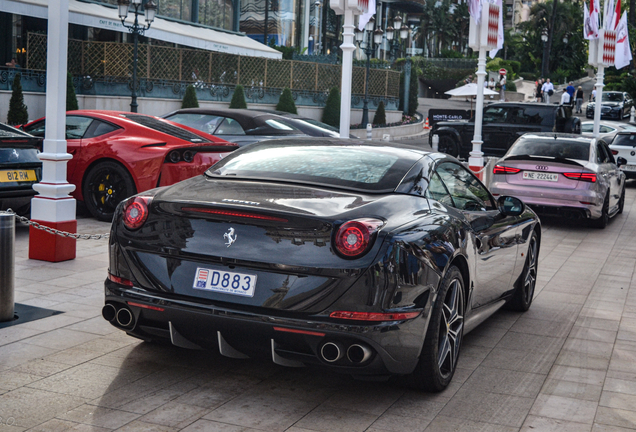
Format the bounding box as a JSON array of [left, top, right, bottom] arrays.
[[4, 209, 110, 240]]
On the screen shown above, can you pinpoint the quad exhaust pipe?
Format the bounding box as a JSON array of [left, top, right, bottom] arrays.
[[320, 341, 372, 364], [102, 304, 135, 329]]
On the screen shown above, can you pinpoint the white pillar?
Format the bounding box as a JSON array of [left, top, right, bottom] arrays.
[[592, 65, 604, 138], [30, 0, 77, 262], [339, 8, 355, 138], [303, 0, 311, 52], [469, 47, 487, 173]]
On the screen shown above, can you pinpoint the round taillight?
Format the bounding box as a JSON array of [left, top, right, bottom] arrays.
[[334, 219, 384, 258], [123, 197, 149, 230], [168, 150, 181, 163]]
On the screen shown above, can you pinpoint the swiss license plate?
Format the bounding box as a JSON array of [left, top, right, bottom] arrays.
[[621, 164, 636, 172], [193, 267, 257, 297], [522, 171, 558, 182], [0, 169, 37, 182]]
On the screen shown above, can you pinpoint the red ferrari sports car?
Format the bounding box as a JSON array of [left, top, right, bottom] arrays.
[[22, 110, 238, 221]]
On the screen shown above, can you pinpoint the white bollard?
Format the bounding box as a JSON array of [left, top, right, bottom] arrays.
[[432, 134, 439, 152], [366, 123, 372, 140], [631, 106, 635, 124]]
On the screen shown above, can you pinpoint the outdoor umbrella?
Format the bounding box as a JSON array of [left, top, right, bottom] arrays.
[[445, 83, 499, 115]]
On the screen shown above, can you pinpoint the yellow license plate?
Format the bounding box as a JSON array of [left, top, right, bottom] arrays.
[[0, 169, 37, 182]]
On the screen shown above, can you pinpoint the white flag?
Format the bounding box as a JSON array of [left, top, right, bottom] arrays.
[[488, 0, 504, 58], [604, 0, 615, 29], [615, 12, 632, 69], [357, 0, 376, 31], [469, 0, 482, 25], [584, 3, 599, 39]]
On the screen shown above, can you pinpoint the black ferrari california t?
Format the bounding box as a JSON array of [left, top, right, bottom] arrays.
[[104, 139, 540, 391]]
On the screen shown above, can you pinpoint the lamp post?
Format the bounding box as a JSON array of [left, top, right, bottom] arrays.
[[386, 18, 411, 115], [355, 18, 383, 127], [541, 27, 548, 78], [117, 0, 157, 113]]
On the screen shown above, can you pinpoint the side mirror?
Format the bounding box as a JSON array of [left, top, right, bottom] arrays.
[[617, 156, 627, 167], [497, 196, 525, 217]]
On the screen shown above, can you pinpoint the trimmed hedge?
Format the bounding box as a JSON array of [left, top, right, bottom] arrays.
[[66, 72, 79, 111], [229, 85, 247, 109], [182, 85, 199, 108], [276, 88, 297, 114], [7, 73, 28, 125], [322, 87, 340, 128], [373, 101, 386, 126]]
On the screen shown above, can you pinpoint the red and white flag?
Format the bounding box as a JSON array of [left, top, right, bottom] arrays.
[[615, 11, 632, 69], [584, 0, 599, 39], [488, 0, 503, 58], [469, 0, 482, 25], [357, 0, 376, 31]]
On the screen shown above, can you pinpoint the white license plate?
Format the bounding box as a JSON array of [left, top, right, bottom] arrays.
[[193, 267, 257, 297], [522, 171, 559, 182], [621, 164, 636, 171]]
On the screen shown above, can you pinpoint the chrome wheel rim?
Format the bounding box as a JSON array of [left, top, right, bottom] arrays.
[[438, 279, 464, 378], [523, 236, 538, 304]]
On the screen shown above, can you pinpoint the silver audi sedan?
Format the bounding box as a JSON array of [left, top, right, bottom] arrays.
[[490, 133, 627, 228]]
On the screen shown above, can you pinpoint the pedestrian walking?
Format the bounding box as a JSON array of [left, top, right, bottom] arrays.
[[575, 86, 584, 113], [542, 79, 554, 104], [560, 88, 571, 105], [566, 81, 576, 102], [590, 88, 597, 102], [536, 79, 544, 102], [498, 72, 506, 101]]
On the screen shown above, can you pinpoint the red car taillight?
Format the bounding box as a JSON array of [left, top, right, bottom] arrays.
[[329, 310, 421, 321], [563, 172, 597, 182], [611, 149, 619, 155], [334, 218, 384, 258], [108, 273, 134, 287], [123, 196, 153, 230], [493, 165, 521, 174]]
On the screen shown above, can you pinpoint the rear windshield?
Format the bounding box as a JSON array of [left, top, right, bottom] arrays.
[[613, 134, 636, 147], [206, 143, 418, 192], [602, 93, 624, 102], [508, 139, 590, 161], [122, 114, 209, 142]]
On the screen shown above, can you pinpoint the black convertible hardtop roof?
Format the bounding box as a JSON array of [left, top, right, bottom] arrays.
[[165, 108, 294, 132]]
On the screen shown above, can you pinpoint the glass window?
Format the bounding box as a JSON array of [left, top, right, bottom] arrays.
[[166, 113, 224, 135], [613, 134, 636, 147], [425, 172, 454, 207], [483, 106, 508, 123], [508, 138, 591, 161], [599, 125, 615, 133], [66, 116, 94, 140], [507, 107, 544, 125], [264, 119, 297, 131], [435, 162, 495, 211], [23, 120, 46, 137], [601, 142, 616, 164], [215, 118, 246, 135], [84, 120, 120, 139], [208, 143, 418, 192], [602, 92, 624, 102], [199, 0, 234, 30], [596, 143, 610, 163]]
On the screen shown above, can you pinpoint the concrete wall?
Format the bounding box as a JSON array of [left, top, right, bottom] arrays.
[[0, 91, 402, 125]]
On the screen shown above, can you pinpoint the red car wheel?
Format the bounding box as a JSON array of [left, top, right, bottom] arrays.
[[83, 161, 136, 221]]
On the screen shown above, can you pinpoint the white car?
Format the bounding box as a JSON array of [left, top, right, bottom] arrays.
[[581, 121, 636, 140], [610, 132, 636, 179]]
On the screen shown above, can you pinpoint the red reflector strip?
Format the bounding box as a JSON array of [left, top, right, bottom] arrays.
[[108, 273, 134, 287], [182, 207, 288, 222], [329, 311, 421, 321], [580, 201, 594, 205], [611, 150, 619, 155], [127, 301, 165, 312], [493, 165, 521, 174], [273, 327, 326, 337]]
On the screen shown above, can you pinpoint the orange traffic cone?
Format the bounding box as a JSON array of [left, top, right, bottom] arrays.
[[424, 117, 430, 129]]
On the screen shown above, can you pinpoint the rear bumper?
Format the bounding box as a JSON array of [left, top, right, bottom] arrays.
[[490, 181, 601, 219], [104, 280, 425, 376]]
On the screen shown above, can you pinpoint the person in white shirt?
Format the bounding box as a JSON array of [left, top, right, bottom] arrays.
[[560, 88, 571, 105], [590, 88, 597, 102], [542, 79, 554, 103]]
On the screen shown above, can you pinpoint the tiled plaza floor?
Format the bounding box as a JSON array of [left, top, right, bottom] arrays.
[[2, 184, 636, 432]]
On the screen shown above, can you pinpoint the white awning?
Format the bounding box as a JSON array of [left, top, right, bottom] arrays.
[[0, 0, 282, 59]]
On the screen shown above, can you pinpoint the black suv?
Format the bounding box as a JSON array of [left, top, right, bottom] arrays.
[[429, 103, 581, 159]]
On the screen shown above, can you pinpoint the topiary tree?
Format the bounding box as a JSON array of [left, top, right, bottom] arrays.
[[276, 88, 297, 114], [322, 87, 340, 128], [7, 73, 28, 125], [229, 85, 247, 108], [182, 85, 199, 108], [66, 72, 79, 111], [373, 101, 386, 126]]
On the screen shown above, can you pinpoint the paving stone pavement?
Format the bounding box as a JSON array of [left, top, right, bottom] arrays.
[[2, 184, 636, 432]]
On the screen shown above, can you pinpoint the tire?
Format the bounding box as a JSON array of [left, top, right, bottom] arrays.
[[507, 231, 539, 312], [591, 191, 610, 229], [83, 161, 136, 222], [438, 135, 460, 158], [618, 186, 625, 214], [408, 266, 464, 392]]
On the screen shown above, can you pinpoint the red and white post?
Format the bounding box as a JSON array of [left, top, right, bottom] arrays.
[[29, 0, 77, 262], [467, 2, 499, 180]]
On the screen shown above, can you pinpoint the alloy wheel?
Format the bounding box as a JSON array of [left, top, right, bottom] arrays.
[[522, 236, 538, 305], [438, 279, 464, 379]]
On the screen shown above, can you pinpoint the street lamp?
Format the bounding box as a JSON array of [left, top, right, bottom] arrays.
[[117, 0, 157, 113], [541, 27, 548, 78], [355, 17, 383, 127], [386, 19, 413, 115]]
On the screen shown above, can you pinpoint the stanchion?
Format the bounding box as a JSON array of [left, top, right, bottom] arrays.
[[366, 123, 372, 140], [432, 134, 439, 152], [0, 212, 15, 322]]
